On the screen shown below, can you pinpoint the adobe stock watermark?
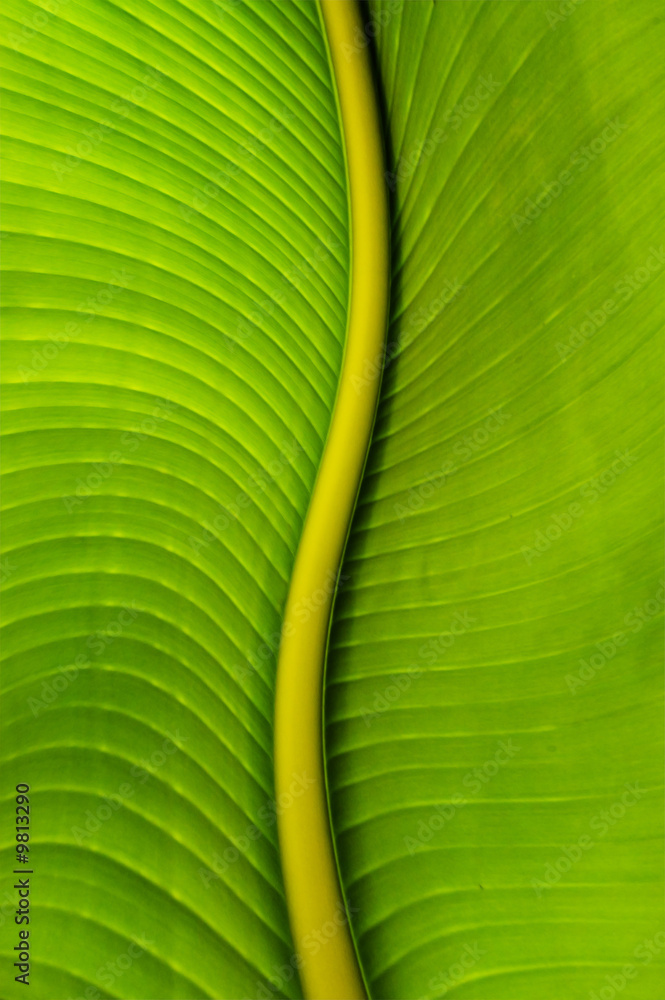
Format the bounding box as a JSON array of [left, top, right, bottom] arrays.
[[51, 69, 162, 180], [521, 450, 638, 566], [6, 0, 70, 50], [419, 942, 485, 1000], [531, 782, 645, 896], [210, 0, 241, 21], [394, 407, 510, 522], [341, 0, 401, 60], [61, 399, 178, 512], [247, 900, 360, 1000], [588, 929, 665, 1000], [403, 280, 463, 342], [198, 772, 315, 889], [565, 581, 664, 693], [187, 438, 302, 554], [386, 127, 446, 192], [71, 730, 188, 845], [441, 75, 501, 132], [556, 247, 665, 360], [386, 75, 500, 191], [235, 571, 349, 682], [352, 280, 463, 394], [66, 933, 154, 999], [18, 269, 135, 382], [27, 604, 140, 716], [361, 609, 476, 728], [360, 664, 423, 729], [0, 556, 16, 586], [404, 739, 520, 856], [545, 0, 586, 30], [179, 107, 296, 223], [227, 237, 341, 354], [512, 118, 628, 233]]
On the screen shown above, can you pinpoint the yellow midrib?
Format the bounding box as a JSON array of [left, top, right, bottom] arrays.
[[273, 1, 390, 997]]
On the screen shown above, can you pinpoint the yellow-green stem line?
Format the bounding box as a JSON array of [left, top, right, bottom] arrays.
[[273, 1, 390, 997]]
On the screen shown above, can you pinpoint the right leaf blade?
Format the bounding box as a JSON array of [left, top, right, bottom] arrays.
[[326, 2, 665, 997]]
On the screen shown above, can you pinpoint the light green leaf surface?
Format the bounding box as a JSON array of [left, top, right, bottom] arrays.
[[1, 2, 349, 997], [2, 1, 663, 998], [326, 2, 664, 998]]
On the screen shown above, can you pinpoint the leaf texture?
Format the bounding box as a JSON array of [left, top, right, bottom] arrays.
[[1, 1, 349, 997], [326, 2, 665, 997]]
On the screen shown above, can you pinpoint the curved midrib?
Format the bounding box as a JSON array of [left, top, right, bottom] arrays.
[[273, 2, 390, 998]]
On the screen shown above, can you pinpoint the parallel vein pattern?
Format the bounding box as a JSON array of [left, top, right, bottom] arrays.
[[0, 2, 349, 997], [326, 2, 664, 998]]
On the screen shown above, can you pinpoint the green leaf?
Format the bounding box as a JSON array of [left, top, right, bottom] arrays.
[[3, 1, 663, 997], [326, 2, 664, 998], [1, 1, 350, 996]]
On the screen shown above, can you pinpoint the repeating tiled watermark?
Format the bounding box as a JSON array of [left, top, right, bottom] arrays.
[[0, 556, 16, 586], [341, 0, 402, 60], [18, 269, 135, 383], [70, 730, 188, 845], [178, 107, 296, 223], [521, 450, 638, 566], [235, 570, 349, 682], [565, 581, 664, 693], [394, 407, 510, 522], [352, 280, 463, 395], [210, 0, 241, 21], [512, 119, 628, 233], [404, 739, 520, 856], [27, 604, 140, 717], [6, 0, 70, 50], [198, 771, 315, 889], [386, 127, 447, 193], [60, 399, 178, 512], [420, 942, 485, 999], [187, 438, 302, 553], [531, 782, 645, 896], [588, 930, 665, 1000], [361, 609, 476, 728], [545, 0, 586, 30], [440, 75, 501, 132], [386, 75, 500, 191], [247, 899, 360, 999], [66, 933, 154, 999], [51, 69, 163, 180], [556, 247, 665, 360], [225, 237, 341, 355]]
